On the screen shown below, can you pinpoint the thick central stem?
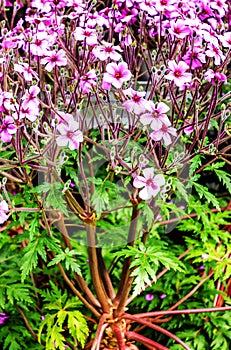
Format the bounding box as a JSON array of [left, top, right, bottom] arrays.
[[86, 223, 110, 313]]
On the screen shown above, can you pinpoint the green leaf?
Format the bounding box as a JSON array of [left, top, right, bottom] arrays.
[[189, 154, 204, 177], [67, 311, 89, 348], [47, 248, 82, 275], [20, 236, 61, 282], [92, 187, 109, 217], [214, 169, 231, 194], [192, 182, 220, 210], [116, 242, 184, 296]]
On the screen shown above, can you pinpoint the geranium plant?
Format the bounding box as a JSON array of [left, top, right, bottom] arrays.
[[0, 0, 231, 349]]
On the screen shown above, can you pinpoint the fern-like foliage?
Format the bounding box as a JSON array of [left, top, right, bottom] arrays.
[[38, 281, 89, 349]]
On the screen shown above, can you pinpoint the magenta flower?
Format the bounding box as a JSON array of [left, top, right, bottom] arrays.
[[184, 120, 194, 135], [92, 42, 122, 61], [30, 32, 50, 56], [0, 116, 16, 143], [56, 117, 83, 150], [145, 294, 154, 301], [102, 62, 131, 90], [205, 43, 225, 65], [0, 92, 17, 112], [0, 200, 9, 224], [182, 47, 206, 69], [140, 101, 170, 130], [220, 31, 231, 48], [0, 312, 10, 324], [165, 61, 192, 87], [133, 168, 165, 200], [150, 120, 177, 146], [138, 0, 157, 16], [79, 69, 97, 94], [122, 88, 146, 114], [204, 69, 227, 85], [74, 27, 98, 46], [41, 49, 67, 72], [21, 85, 40, 108], [160, 294, 167, 299], [168, 20, 191, 39], [14, 62, 38, 81], [17, 101, 40, 122]]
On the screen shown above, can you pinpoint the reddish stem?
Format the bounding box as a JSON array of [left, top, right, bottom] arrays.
[[112, 325, 126, 350], [123, 314, 191, 350], [126, 331, 170, 350], [136, 306, 231, 318]]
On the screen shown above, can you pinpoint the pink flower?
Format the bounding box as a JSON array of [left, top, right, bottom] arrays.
[[140, 101, 170, 130], [122, 88, 146, 114], [0, 200, 9, 224], [0, 116, 16, 143], [145, 294, 154, 301], [165, 61, 192, 87], [55, 111, 73, 125], [79, 69, 97, 94], [210, 0, 228, 17], [30, 32, 50, 56], [133, 167, 165, 200], [56, 116, 83, 150], [74, 27, 98, 46], [92, 42, 122, 61], [0, 312, 10, 324], [205, 43, 225, 66], [220, 31, 231, 48], [184, 119, 194, 135], [182, 47, 206, 69], [138, 0, 157, 16], [204, 69, 227, 85], [168, 20, 191, 39], [41, 49, 67, 72], [150, 120, 177, 146], [102, 62, 131, 90], [0, 92, 17, 112], [22, 85, 40, 108], [17, 101, 40, 122], [14, 62, 38, 81]]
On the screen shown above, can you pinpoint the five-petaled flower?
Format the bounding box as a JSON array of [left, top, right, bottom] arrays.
[[56, 116, 83, 150], [0, 200, 9, 224], [140, 101, 170, 130], [79, 69, 97, 94], [14, 62, 38, 81], [123, 88, 146, 114], [133, 167, 165, 200], [74, 27, 98, 46], [165, 60, 192, 87], [0, 116, 17, 143], [92, 42, 122, 61], [41, 49, 67, 72], [21, 85, 40, 108], [102, 62, 131, 90], [150, 120, 177, 146]]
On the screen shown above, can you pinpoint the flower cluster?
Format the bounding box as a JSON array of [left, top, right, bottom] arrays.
[[0, 0, 230, 203]]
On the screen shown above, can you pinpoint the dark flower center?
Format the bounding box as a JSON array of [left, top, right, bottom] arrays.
[[105, 46, 113, 53], [115, 72, 122, 79], [133, 95, 141, 102], [174, 70, 181, 77]]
